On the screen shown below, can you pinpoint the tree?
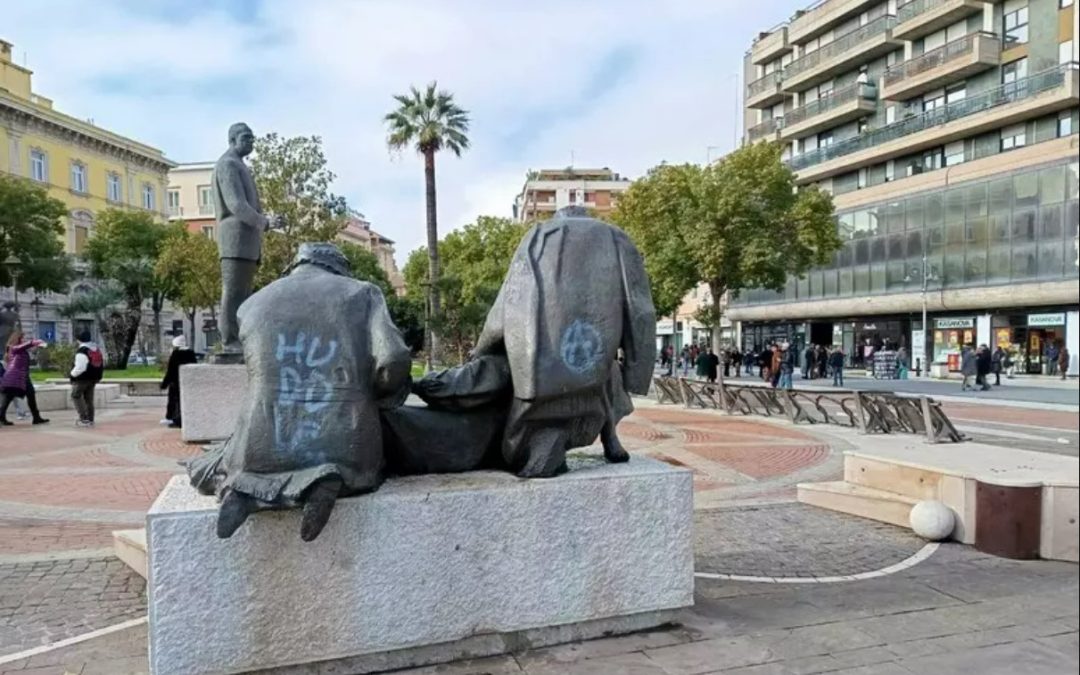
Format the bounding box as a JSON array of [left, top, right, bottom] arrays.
[[155, 228, 221, 339], [613, 142, 841, 356], [401, 216, 528, 364], [249, 133, 349, 288], [58, 285, 125, 366], [84, 209, 171, 368], [385, 82, 470, 369], [338, 242, 393, 297], [0, 174, 74, 294]]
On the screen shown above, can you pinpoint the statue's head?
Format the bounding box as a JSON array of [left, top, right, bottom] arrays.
[[288, 242, 352, 278], [227, 122, 255, 157]]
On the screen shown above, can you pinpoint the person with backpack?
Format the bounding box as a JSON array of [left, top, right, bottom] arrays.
[[70, 331, 104, 427]]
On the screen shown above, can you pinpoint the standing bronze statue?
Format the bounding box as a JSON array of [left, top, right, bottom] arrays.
[[212, 122, 273, 362]]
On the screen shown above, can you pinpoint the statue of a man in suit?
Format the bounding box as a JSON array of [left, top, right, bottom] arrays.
[[212, 122, 272, 361]]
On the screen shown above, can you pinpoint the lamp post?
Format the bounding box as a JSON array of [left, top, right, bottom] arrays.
[[3, 253, 20, 328], [905, 253, 938, 377]]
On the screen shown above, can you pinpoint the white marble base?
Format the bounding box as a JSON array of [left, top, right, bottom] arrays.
[[178, 364, 247, 442], [147, 457, 694, 675]]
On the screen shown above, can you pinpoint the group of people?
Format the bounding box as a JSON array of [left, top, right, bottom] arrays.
[[1044, 342, 1072, 379], [0, 328, 197, 429], [659, 342, 852, 390], [960, 343, 1071, 391]]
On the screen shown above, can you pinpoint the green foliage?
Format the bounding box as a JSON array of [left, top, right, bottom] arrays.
[[402, 247, 429, 301], [384, 82, 471, 157], [693, 303, 720, 330], [0, 174, 74, 293], [84, 209, 173, 367], [36, 342, 76, 372], [338, 242, 393, 297], [387, 295, 425, 354], [249, 133, 349, 288], [155, 228, 221, 333], [613, 142, 841, 351]]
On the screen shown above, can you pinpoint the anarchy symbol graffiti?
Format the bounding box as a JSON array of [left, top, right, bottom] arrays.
[[561, 319, 604, 375]]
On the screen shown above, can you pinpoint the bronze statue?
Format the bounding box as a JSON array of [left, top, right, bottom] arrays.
[[212, 122, 272, 362]]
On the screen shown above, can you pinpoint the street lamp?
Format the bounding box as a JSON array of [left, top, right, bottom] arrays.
[[3, 253, 20, 326], [904, 253, 938, 377]]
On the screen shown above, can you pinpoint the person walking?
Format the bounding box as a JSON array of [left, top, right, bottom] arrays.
[[1058, 346, 1070, 381], [960, 345, 977, 391], [695, 345, 709, 380], [1004, 348, 1016, 379], [69, 331, 105, 427], [1046, 342, 1060, 377], [0, 331, 49, 426], [817, 345, 828, 379], [991, 345, 1005, 386], [704, 348, 720, 384], [829, 346, 845, 387], [896, 347, 909, 380], [0, 359, 30, 420], [779, 343, 795, 390], [975, 344, 992, 391], [770, 345, 782, 387], [160, 334, 197, 428], [803, 344, 816, 380]]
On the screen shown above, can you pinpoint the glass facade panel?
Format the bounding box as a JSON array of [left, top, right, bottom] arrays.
[[732, 158, 1078, 307]]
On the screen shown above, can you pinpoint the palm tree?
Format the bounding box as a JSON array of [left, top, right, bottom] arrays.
[[385, 82, 470, 369]]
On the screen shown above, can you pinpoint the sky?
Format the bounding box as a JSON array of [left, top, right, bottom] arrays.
[[7, 0, 805, 264]]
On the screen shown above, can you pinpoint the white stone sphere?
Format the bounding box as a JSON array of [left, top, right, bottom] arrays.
[[909, 500, 956, 541]]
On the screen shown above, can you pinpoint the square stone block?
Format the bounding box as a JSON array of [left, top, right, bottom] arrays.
[[147, 457, 694, 675], [179, 364, 247, 442]]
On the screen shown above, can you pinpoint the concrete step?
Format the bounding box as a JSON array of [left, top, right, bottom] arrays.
[[113, 528, 147, 579], [797, 481, 918, 529], [844, 453, 947, 502]]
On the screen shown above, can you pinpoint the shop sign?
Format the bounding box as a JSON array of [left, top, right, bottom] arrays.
[[1027, 313, 1065, 327], [935, 318, 973, 329], [861, 323, 878, 331]]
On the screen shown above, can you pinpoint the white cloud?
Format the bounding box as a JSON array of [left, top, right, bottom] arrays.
[[6, 0, 804, 261]]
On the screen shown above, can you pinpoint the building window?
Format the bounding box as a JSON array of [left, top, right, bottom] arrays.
[[922, 90, 945, 112], [30, 149, 47, 182], [106, 172, 122, 202], [568, 190, 576, 204], [202, 226, 215, 239], [1059, 111, 1074, 137], [1061, 41, 1074, 65], [1001, 58, 1028, 86], [167, 189, 181, 216], [71, 210, 93, 256], [198, 185, 214, 215], [945, 141, 965, 167], [69, 161, 87, 193], [1061, 0, 1073, 8], [945, 82, 966, 104], [818, 130, 834, 148], [1001, 123, 1026, 151], [142, 183, 156, 211], [1003, 3, 1029, 45]]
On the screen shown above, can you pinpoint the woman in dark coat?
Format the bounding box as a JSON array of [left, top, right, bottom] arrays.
[[160, 335, 197, 428]]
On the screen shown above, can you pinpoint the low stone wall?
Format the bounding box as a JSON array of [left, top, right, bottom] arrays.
[[33, 383, 121, 412]]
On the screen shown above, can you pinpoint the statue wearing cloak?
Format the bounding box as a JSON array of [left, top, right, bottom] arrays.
[[187, 243, 411, 540], [473, 206, 656, 477]]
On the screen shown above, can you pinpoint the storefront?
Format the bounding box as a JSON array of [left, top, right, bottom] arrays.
[[931, 317, 977, 370], [991, 311, 1069, 375], [741, 322, 803, 354]]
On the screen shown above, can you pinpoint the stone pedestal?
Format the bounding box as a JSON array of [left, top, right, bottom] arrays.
[[147, 457, 694, 675], [178, 364, 247, 442]]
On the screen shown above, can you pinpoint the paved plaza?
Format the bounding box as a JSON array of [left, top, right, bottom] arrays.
[[0, 396, 1077, 674]]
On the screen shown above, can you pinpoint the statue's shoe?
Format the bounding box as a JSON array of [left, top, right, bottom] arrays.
[[300, 477, 343, 542], [217, 489, 256, 539]]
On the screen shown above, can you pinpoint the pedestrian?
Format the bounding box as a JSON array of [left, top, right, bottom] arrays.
[[1004, 348, 1015, 379], [680, 346, 691, 377], [705, 348, 720, 384], [1046, 342, 1060, 377], [779, 343, 795, 390], [803, 344, 816, 380], [0, 331, 49, 426], [960, 345, 977, 391], [745, 349, 755, 377], [160, 334, 197, 428], [758, 346, 770, 380], [829, 346, 845, 387], [770, 345, 782, 387], [991, 345, 1005, 386], [897, 347, 909, 380], [69, 331, 105, 427], [975, 344, 992, 391], [695, 345, 710, 380], [817, 345, 828, 379], [722, 350, 731, 379], [0, 358, 30, 420], [1058, 346, 1070, 381]]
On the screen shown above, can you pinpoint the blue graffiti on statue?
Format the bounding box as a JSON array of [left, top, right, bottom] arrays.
[[273, 331, 340, 452], [560, 319, 604, 375]]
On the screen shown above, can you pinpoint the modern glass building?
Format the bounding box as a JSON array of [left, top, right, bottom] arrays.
[[736, 0, 1079, 374]]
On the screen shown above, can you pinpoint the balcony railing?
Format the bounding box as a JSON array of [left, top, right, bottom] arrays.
[[198, 203, 214, 216], [789, 63, 1077, 172], [786, 82, 877, 128], [748, 117, 783, 142], [785, 14, 896, 79], [897, 0, 949, 24], [883, 32, 997, 88], [747, 70, 783, 99], [167, 205, 182, 217]]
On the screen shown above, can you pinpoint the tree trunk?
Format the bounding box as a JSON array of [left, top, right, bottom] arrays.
[[187, 309, 196, 343], [151, 292, 165, 360], [709, 281, 725, 378], [423, 148, 441, 371]]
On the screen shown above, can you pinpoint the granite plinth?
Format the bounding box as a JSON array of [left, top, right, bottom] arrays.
[[147, 456, 694, 675], [178, 363, 247, 442]]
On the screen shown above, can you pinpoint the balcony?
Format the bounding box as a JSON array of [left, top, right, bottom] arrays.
[[788, 0, 879, 44], [882, 32, 1001, 101], [783, 15, 903, 93], [747, 117, 783, 144], [894, 0, 987, 42], [780, 82, 878, 140], [789, 63, 1080, 182], [167, 205, 182, 219], [746, 70, 786, 108], [198, 203, 214, 216], [751, 26, 792, 65]]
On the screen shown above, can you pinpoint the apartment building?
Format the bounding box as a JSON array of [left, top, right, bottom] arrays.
[[736, 0, 1079, 375], [655, 283, 737, 354], [167, 162, 217, 238], [512, 167, 631, 222], [0, 38, 176, 346], [339, 213, 405, 294]]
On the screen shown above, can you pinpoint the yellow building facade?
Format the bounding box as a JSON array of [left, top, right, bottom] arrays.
[[0, 39, 174, 256]]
